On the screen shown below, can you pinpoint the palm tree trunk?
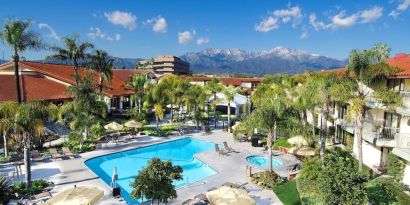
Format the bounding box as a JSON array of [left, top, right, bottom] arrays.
[[319, 112, 326, 158], [99, 75, 103, 94], [156, 115, 159, 130], [227, 102, 231, 133], [13, 50, 22, 103], [138, 97, 142, 113], [23, 134, 31, 188], [356, 109, 365, 172], [3, 132, 7, 157], [312, 112, 315, 138], [214, 93, 217, 128], [267, 130, 273, 172], [73, 59, 79, 86], [170, 103, 174, 122]]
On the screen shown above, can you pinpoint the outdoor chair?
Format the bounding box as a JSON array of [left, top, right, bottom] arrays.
[[223, 141, 239, 153], [62, 147, 75, 158], [215, 144, 227, 156], [49, 148, 63, 160], [31, 150, 46, 163]]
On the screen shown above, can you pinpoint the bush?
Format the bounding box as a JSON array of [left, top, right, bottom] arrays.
[[273, 139, 292, 150], [366, 177, 410, 205], [298, 148, 368, 205], [251, 171, 285, 189], [272, 179, 301, 205], [10, 179, 51, 196], [387, 153, 405, 182], [0, 155, 11, 163]]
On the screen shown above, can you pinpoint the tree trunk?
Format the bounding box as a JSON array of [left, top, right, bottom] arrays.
[[312, 112, 316, 139], [267, 130, 273, 172], [23, 134, 31, 188], [156, 115, 159, 130], [99, 75, 103, 94], [13, 51, 22, 103], [195, 106, 200, 129], [170, 103, 174, 122], [73, 59, 79, 86], [214, 93, 217, 128], [227, 102, 231, 133], [138, 97, 142, 113], [3, 132, 7, 157], [319, 113, 326, 158], [356, 109, 365, 172]]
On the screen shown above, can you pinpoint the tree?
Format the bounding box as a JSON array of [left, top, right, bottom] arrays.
[[0, 19, 42, 103], [131, 158, 183, 205], [331, 44, 402, 172], [87, 49, 114, 94], [146, 83, 168, 131], [47, 35, 94, 86], [62, 75, 106, 148], [205, 78, 223, 128], [185, 85, 207, 129], [222, 85, 240, 133], [298, 149, 369, 204], [0, 102, 18, 157], [126, 74, 150, 113]]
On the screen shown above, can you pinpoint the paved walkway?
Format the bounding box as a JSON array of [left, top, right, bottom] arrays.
[[0, 130, 296, 205]]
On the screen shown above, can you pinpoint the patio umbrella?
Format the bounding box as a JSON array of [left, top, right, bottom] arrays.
[[124, 120, 142, 129], [104, 122, 123, 131], [287, 136, 308, 147], [45, 186, 103, 205], [206, 186, 256, 205], [288, 146, 316, 156], [111, 166, 118, 188]]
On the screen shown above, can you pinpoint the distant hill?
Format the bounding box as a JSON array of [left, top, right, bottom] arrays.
[[39, 56, 142, 69], [180, 47, 347, 76]]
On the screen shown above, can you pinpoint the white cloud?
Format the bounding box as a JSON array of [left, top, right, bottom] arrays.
[[104, 11, 137, 30], [178, 30, 195, 44], [255, 16, 279, 32], [144, 16, 167, 33], [87, 27, 121, 41], [196, 37, 210, 45], [309, 13, 330, 31], [390, 0, 410, 18], [330, 11, 359, 28], [360, 6, 383, 23], [272, 6, 302, 27], [300, 27, 308, 39], [38, 23, 60, 41]]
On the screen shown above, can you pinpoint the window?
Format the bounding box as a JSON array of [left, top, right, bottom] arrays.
[[384, 112, 401, 129], [387, 79, 404, 91]]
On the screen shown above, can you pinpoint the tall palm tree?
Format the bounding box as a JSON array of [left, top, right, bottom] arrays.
[[0, 19, 42, 103], [332, 44, 402, 172], [146, 83, 168, 131], [126, 74, 150, 113], [87, 50, 114, 94], [47, 35, 94, 86], [185, 85, 207, 129], [222, 85, 240, 132], [0, 102, 18, 157], [205, 78, 223, 128]]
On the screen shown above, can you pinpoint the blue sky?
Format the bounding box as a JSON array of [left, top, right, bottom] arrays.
[[0, 0, 409, 60]]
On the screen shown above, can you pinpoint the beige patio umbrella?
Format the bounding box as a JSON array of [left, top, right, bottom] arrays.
[[124, 120, 142, 129], [288, 146, 316, 156], [45, 186, 104, 205], [206, 186, 256, 205], [104, 122, 124, 131], [287, 135, 308, 147]]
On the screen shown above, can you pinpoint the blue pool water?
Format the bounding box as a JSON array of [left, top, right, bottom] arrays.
[[85, 138, 217, 204], [246, 155, 283, 168]]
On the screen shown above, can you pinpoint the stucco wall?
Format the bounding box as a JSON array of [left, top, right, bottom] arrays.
[[353, 136, 382, 167], [403, 163, 410, 186]]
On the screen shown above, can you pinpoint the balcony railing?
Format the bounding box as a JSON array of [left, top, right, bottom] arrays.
[[372, 127, 400, 140], [396, 133, 410, 149]]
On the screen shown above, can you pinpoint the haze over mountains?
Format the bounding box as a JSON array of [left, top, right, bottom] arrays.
[[180, 47, 347, 76]]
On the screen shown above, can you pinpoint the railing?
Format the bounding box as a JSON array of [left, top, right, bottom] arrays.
[[396, 133, 410, 149], [372, 127, 400, 140]]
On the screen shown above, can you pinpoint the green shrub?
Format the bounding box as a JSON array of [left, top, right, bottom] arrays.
[[273, 139, 292, 150], [0, 155, 11, 163], [387, 153, 405, 181], [11, 179, 51, 196], [272, 179, 301, 205], [0, 176, 11, 204], [298, 148, 368, 205], [366, 177, 410, 205], [251, 171, 285, 189]]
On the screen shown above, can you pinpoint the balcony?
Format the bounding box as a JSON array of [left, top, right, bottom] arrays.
[[392, 133, 410, 161], [362, 122, 398, 147]]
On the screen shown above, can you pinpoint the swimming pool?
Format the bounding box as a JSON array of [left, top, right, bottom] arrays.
[[85, 138, 217, 204], [246, 155, 283, 168]]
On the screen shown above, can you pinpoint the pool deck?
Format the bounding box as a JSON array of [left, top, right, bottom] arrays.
[[0, 130, 299, 205]]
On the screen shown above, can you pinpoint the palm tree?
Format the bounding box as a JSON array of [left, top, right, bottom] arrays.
[[205, 78, 223, 128], [126, 74, 150, 113], [146, 82, 168, 131], [47, 35, 94, 86], [185, 85, 207, 129], [222, 85, 240, 132], [0, 102, 18, 157], [331, 44, 402, 172], [87, 50, 114, 94], [0, 19, 42, 103]]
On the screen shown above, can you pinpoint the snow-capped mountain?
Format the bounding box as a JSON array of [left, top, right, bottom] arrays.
[[180, 47, 347, 76]]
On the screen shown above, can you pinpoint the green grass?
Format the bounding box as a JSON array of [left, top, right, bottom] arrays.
[[272, 179, 302, 205], [273, 139, 292, 150]]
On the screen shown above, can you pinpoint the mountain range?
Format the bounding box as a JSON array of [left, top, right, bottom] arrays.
[[180, 47, 347, 76]]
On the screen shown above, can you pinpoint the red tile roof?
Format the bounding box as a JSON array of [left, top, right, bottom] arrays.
[[19, 61, 134, 97], [388, 53, 410, 78], [0, 74, 71, 102], [112, 69, 147, 83]]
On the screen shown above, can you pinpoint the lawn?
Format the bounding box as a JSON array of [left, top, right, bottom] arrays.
[[272, 179, 302, 205]]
